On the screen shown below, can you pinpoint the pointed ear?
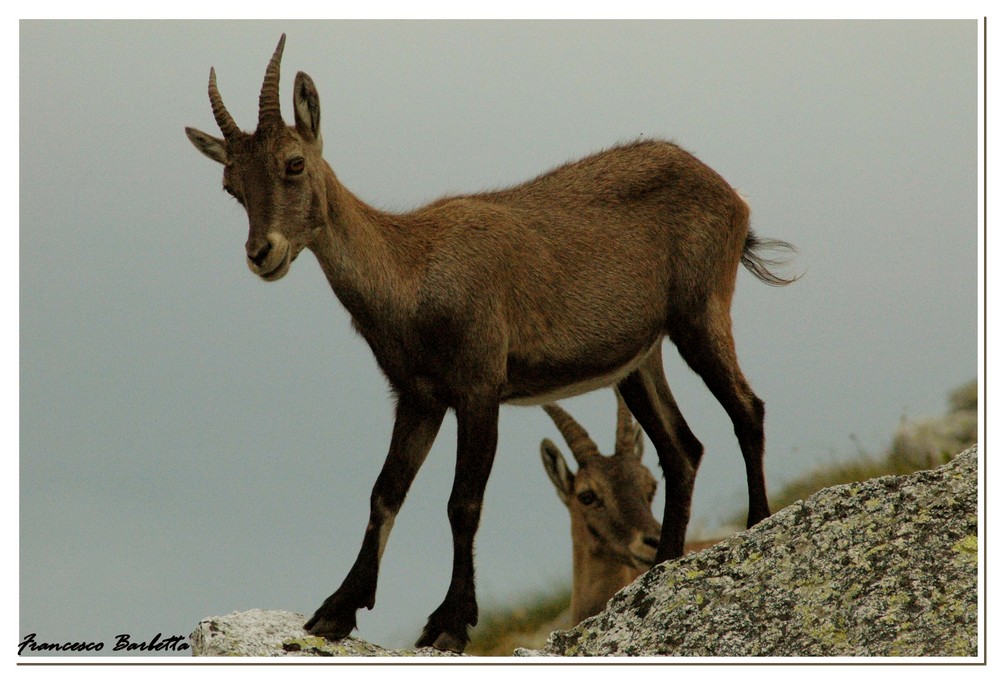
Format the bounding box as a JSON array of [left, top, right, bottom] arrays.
[[541, 439, 574, 506], [293, 71, 322, 149], [185, 127, 228, 165]]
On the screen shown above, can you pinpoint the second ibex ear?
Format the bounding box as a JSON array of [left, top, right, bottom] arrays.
[[293, 71, 322, 148], [541, 439, 574, 507]]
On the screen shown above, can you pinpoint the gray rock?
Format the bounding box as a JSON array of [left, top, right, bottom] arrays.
[[520, 446, 978, 657], [190, 609, 460, 657], [191, 448, 977, 658]]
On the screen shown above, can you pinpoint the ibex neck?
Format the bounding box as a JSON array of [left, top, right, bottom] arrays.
[[569, 521, 642, 624], [309, 168, 420, 335]]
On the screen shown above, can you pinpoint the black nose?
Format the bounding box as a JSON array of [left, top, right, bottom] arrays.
[[247, 239, 272, 267]]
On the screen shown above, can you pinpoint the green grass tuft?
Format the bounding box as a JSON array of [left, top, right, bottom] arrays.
[[465, 586, 571, 656]]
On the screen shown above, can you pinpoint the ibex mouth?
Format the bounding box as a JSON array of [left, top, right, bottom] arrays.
[[630, 536, 660, 569], [633, 554, 656, 569], [259, 251, 291, 281], [249, 237, 293, 281]]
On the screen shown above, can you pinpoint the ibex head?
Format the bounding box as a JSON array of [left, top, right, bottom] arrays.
[[540, 390, 661, 573], [185, 34, 326, 281]]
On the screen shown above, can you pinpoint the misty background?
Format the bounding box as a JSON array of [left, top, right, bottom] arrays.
[[20, 20, 978, 652]]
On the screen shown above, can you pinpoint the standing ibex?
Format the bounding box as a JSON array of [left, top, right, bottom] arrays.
[[540, 390, 661, 624], [185, 35, 796, 653]]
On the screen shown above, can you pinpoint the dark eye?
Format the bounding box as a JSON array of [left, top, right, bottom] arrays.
[[286, 157, 305, 175], [578, 490, 598, 506]]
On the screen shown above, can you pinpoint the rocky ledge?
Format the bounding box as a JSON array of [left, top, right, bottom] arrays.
[[191, 446, 978, 658], [190, 609, 458, 658], [518, 446, 978, 657]]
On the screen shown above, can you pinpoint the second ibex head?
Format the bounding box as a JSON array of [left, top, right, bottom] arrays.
[[541, 390, 661, 571]]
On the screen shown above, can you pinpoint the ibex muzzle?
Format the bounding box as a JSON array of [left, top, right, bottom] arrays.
[[186, 35, 796, 653]]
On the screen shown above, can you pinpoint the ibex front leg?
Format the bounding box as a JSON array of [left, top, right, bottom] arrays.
[[415, 395, 500, 653], [305, 396, 446, 640]]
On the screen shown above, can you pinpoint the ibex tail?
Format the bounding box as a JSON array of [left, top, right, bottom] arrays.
[[741, 231, 800, 286]]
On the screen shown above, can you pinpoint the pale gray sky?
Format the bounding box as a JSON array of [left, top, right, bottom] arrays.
[[20, 19, 979, 654]]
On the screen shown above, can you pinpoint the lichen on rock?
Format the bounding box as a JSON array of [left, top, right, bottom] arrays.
[[519, 446, 978, 657], [189, 609, 460, 658]]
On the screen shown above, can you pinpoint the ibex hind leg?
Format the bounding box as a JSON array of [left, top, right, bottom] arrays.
[[618, 349, 704, 563], [672, 314, 771, 528]]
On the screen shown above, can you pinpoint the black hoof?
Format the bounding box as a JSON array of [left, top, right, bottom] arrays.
[[415, 626, 468, 654], [654, 541, 684, 563], [304, 605, 357, 641]]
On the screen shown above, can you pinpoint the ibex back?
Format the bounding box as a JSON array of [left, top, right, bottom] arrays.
[[185, 35, 796, 653]]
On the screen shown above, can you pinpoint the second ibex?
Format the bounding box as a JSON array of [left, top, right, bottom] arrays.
[[186, 35, 797, 652]]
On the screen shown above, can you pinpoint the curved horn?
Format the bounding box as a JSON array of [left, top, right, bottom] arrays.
[[258, 33, 287, 128], [542, 403, 600, 464], [208, 67, 240, 141], [613, 388, 643, 458]]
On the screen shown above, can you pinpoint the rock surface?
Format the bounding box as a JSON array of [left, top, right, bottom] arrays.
[[190, 447, 978, 658], [190, 609, 459, 657], [518, 445, 979, 657]]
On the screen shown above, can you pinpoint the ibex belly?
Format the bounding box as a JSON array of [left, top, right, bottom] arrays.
[[505, 341, 659, 406]]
